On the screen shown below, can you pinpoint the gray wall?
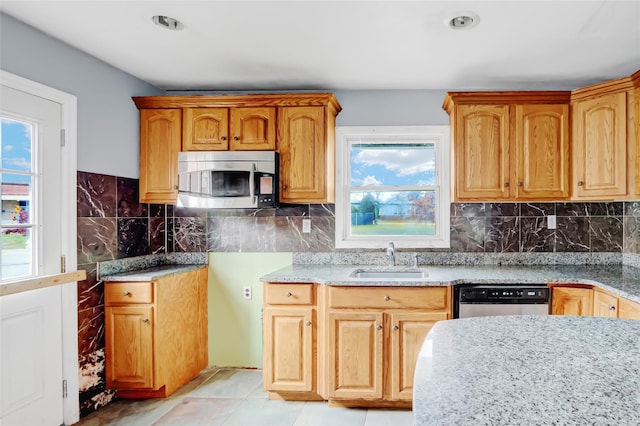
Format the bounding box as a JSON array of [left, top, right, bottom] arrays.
[[0, 12, 164, 179]]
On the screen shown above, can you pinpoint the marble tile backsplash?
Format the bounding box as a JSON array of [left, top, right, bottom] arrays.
[[74, 171, 640, 417]]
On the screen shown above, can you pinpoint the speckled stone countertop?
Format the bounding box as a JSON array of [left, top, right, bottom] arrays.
[[259, 264, 640, 303], [102, 264, 206, 282], [413, 315, 640, 425]]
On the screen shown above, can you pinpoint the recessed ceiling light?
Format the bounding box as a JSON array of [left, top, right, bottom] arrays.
[[446, 12, 479, 30], [152, 15, 183, 31]]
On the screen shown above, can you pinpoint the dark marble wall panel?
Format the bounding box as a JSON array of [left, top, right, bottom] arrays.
[[589, 217, 623, 252], [624, 216, 640, 254], [117, 218, 149, 257], [486, 203, 518, 217], [308, 216, 336, 252], [520, 203, 555, 217], [173, 217, 208, 252], [485, 217, 519, 253], [117, 177, 148, 218], [450, 217, 485, 252], [556, 217, 590, 252], [77, 218, 117, 264], [275, 216, 312, 252], [149, 217, 166, 254], [240, 217, 276, 252], [77, 172, 117, 217], [520, 217, 555, 252]]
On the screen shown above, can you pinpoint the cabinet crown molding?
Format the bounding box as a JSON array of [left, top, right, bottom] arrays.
[[133, 92, 342, 112], [442, 91, 571, 113]]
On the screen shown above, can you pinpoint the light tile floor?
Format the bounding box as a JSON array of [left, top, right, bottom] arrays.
[[75, 368, 415, 426]]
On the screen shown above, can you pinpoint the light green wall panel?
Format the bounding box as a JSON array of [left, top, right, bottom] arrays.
[[208, 252, 292, 368]]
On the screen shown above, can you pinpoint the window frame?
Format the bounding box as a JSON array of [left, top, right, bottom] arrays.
[[335, 125, 450, 249]]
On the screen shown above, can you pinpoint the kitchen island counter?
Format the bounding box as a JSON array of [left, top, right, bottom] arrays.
[[413, 315, 640, 425], [260, 264, 640, 303]]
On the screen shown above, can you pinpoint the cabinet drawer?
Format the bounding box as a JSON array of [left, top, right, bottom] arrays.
[[105, 282, 153, 305], [328, 286, 449, 310], [265, 283, 314, 305]]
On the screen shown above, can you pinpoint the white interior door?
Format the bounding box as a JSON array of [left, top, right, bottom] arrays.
[[0, 81, 68, 425]]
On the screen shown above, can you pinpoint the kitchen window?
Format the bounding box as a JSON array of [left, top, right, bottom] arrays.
[[335, 126, 450, 249]]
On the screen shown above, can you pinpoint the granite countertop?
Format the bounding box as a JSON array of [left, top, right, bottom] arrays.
[[413, 315, 640, 425], [102, 264, 206, 282], [259, 264, 640, 303]]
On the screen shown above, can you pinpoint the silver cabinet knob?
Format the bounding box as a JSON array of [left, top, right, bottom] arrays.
[[384, 295, 390, 301], [608, 305, 616, 311], [393, 325, 399, 331], [305, 320, 311, 326], [123, 291, 131, 296], [142, 318, 149, 323], [376, 324, 383, 331], [281, 185, 287, 190], [286, 291, 292, 297], [234, 136, 240, 141], [578, 181, 584, 186]]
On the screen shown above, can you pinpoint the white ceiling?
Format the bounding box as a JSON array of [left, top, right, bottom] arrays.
[[2, 1, 640, 91]]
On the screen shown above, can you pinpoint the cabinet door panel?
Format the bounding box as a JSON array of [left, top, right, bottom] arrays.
[[516, 104, 569, 199], [328, 311, 383, 399], [551, 287, 593, 316], [183, 108, 229, 151], [278, 106, 326, 203], [593, 290, 618, 318], [618, 297, 640, 320], [139, 109, 181, 203], [454, 105, 510, 199], [230, 107, 276, 150], [263, 308, 313, 392], [389, 312, 447, 401], [105, 305, 154, 389], [572, 92, 627, 198]]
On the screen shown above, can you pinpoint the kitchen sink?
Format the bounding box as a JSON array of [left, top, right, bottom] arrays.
[[349, 269, 429, 279]]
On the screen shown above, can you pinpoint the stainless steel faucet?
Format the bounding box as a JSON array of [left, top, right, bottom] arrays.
[[386, 242, 396, 266]]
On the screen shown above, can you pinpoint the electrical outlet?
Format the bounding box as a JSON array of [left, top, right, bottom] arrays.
[[302, 218, 311, 233], [547, 215, 557, 230], [243, 286, 252, 300]]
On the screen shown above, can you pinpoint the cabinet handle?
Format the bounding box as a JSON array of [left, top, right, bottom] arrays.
[[174, 185, 179, 189], [281, 185, 287, 190], [123, 291, 131, 296], [142, 318, 149, 323], [305, 320, 311, 326], [518, 181, 523, 187], [504, 182, 510, 187], [286, 291, 292, 297], [578, 181, 584, 186], [234, 136, 240, 141], [376, 324, 383, 331], [393, 325, 399, 331], [608, 305, 616, 311], [221, 136, 227, 141], [384, 295, 390, 301]]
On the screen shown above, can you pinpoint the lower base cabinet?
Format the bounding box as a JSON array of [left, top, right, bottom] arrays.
[[105, 267, 208, 398], [551, 284, 640, 320], [263, 283, 451, 407]]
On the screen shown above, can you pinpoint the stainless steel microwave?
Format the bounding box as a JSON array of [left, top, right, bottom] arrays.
[[177, 151, 278, 208]]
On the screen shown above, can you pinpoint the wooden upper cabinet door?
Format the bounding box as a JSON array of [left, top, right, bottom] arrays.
[[182, 108, 229, 151], [454, 105, 511, 200], [230, 107, 276, 150], [551, 287, 593, 316], [592, 290, 619, 318], [278, 106, 327, 203], [139, 109, 181, 204], [515, 104, 569, 199], [634, 86, 640, 197], [572, 92, 627, 198]]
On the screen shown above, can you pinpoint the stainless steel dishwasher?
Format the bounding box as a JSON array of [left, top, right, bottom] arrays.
[[454, 284, 550, 318]]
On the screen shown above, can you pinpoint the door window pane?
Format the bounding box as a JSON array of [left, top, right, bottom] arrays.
[[1, 118, 35, 280]]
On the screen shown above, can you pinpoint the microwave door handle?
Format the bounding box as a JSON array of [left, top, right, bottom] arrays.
[[249, 164, 256, 202]]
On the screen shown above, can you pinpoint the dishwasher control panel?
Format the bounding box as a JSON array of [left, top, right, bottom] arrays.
[[459, 285, 550, 304]]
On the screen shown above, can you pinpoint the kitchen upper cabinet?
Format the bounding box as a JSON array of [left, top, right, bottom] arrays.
[[571, 91, 627, 199], [632, 72, 640, 197], [443, 93, 571, 201], [139, 109, 181, 204], [515, 104, 570, 199], [182, 107, 276, 151], [451, 104, 511, 200], [263, 283, 316, 396], [551, 286, 593, 316], [133, 93, 341, 205], [278, 106, 335, 203], [105, 267, 208, 398]]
